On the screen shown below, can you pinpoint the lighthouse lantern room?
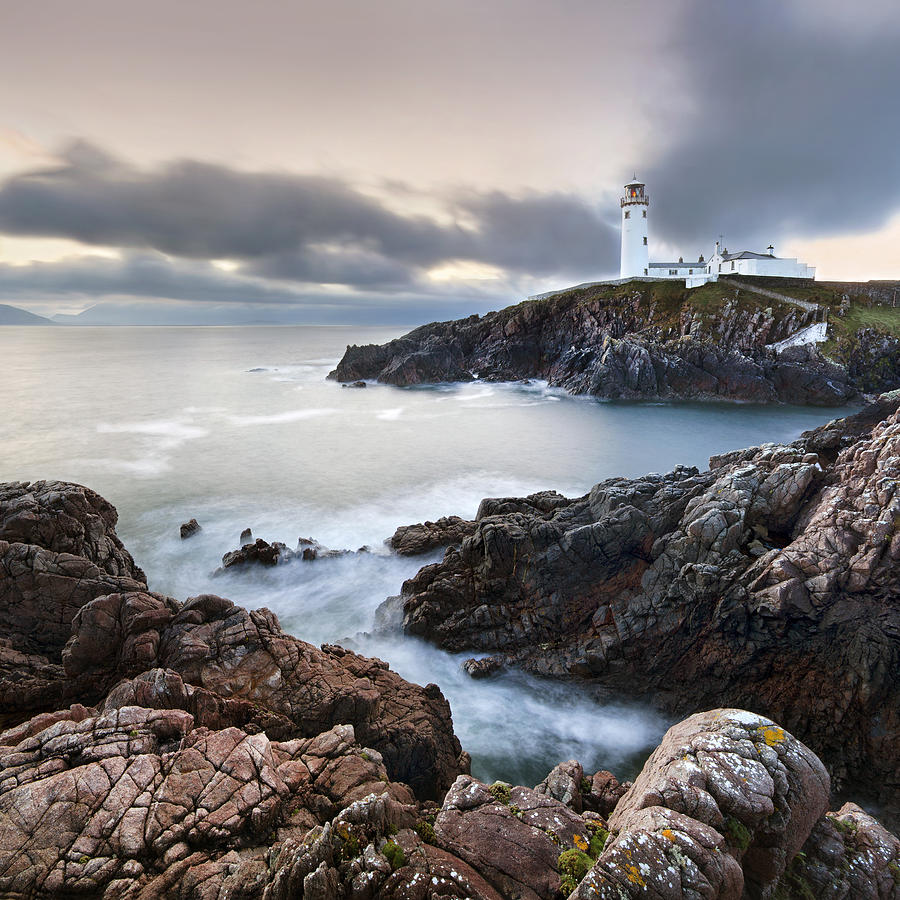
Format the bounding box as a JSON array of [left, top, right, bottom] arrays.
[[620, 177, 649, 279]]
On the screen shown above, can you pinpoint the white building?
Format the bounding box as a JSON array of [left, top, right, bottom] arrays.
[[620, 178, 649, 278], [618, 178, 815, 286]]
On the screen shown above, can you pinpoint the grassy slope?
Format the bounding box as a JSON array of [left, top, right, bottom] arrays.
[[735, 279, 900, 354], [517, 279, 900, 356], [517, 279, 810, 335]]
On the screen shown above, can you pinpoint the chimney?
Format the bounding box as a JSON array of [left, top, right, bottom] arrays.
[[767, 244, 775, 256]]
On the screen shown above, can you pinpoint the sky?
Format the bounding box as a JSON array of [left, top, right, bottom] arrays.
[[1, 0, 899, 323]]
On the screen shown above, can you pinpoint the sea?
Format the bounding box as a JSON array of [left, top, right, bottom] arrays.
[[0, 324, 852, 786]]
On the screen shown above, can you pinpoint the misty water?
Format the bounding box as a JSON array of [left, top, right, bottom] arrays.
[[1, 324, 852, 786]]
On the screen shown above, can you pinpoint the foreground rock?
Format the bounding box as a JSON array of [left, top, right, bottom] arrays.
[[0, 481, 149, 723], [0, 482, 465, 798], [394, 398, 900, 815], [1, 479, 898, 897], [2, 699, 896, 898], [329, 281, 900, 403]]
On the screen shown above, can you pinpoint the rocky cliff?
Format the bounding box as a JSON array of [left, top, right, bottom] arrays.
[[1, 477, 898, 897], [330, 280, 900, 403], [388, 396, 900, 821]]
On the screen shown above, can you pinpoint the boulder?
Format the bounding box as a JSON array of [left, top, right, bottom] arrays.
[[571, 709, 830, 898], [434, 775, 589, 900], [0, 480, 145, 579], [179, 517, 201, 539], [60, 591, 465, 799]]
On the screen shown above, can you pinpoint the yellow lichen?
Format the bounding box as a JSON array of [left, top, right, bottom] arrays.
[[626, 864, 646, 887], [661, 828, 676, 842], [572, 833, 589, 852], [758, 725, 786, 747]]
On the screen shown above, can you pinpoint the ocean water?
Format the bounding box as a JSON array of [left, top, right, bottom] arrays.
[[0, 324, 851, 786]]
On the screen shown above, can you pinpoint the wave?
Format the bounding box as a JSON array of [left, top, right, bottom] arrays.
[[97, 419, 208, 442], [375, 407, 404, 421], [227, 408, 337, 426]]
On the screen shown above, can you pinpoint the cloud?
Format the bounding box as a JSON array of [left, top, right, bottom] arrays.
[[0, 252, 315, 305], [646, 0, 900, 251], [0, 250, 521, 323], [0, 142, 619, 289]]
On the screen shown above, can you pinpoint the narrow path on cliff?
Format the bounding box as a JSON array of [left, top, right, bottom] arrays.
[[726, 277, 824, 315]]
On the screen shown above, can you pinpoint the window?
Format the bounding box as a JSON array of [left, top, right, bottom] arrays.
[[644, 268, 648, 275], [731, 261, 735, 270], [642, 210, 647, 218], [669, 269, 677, 275], [643, 236, 647, 245], [689, 269, 693, 274], [624, 210, 630, 219]]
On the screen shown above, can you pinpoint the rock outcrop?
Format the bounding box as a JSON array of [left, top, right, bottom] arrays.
[[2, 697, 896, 899], [389, 516, 477, 556], [1, 477, 898, 897], [329, 282, 899, 403], [0, 480, 145, 580], [216, 536, 357, 572], [179, 517, 202, 539], [0, 481, 149, 724], [0, 482, 465, 801], [393, 399, 900, 815]]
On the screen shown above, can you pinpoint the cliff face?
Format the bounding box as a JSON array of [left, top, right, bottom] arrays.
[[390, 397, 900, 818], [330, 281, 900, 403]]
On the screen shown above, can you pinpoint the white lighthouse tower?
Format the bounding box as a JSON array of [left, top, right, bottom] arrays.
[[620, 177, 649, 279]]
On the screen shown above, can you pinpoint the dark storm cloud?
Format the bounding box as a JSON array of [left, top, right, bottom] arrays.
[[0, 143, 619, 286], [646, 0, 900, 250]]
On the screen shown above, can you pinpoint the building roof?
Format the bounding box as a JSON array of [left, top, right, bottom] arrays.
[[721, 250, 777, 261], [649, 261, 702, 269]]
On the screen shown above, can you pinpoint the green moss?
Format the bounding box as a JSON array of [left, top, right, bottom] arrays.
[[381, 839, 406, 870], [334, 822, 361, 861], [827, 814, 859, 836], [359, 751, 372, 762], [414, 820, 436, 844], [386, 823, 399, 836], [887, 860, 900, 885], [585, 822, 609, 859], [488, 781, 512, 804], [772, 854, 816, 900], [558, 849, 594, 894], [580, 777, 592, 794], [723, 816, 752, 852]]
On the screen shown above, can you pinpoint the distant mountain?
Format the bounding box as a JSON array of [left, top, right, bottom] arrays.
[[51, 302, 295, 326], [0, 303, 54, 325], [49, 300, 426, 326]]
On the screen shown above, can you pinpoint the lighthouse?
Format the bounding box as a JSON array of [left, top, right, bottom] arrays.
[[620, 177, 649, 279]]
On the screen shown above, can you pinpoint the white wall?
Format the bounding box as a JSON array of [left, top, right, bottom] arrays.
[[620, 201, 649, 278], [714, 254, 815, 278]]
